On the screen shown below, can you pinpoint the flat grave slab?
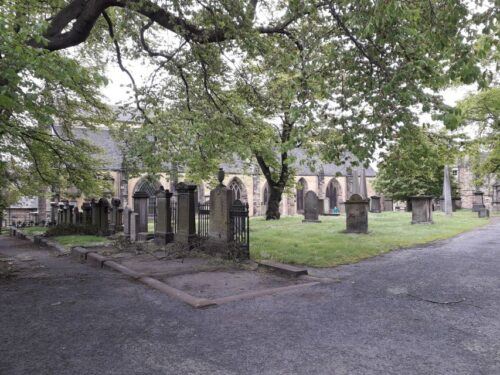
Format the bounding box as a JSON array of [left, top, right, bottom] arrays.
[[159, 269, 310, 299]]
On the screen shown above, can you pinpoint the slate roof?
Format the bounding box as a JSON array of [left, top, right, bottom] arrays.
[[65, 127, 376, 177]]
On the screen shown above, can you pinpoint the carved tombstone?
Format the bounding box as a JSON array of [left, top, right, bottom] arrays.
[[129, 212, 139, 242], [472, 191, 485, 212], [383, 197, 393, 212], [133, 191, 149, 234], [81, 202, 92, 226], [110, 198, 122, 233], [155, 188, 174, 245], [50, 202, 58, 226], [410, 196, 433, 224], [174, 182, 197, 244], [97, 198, 110, 235], [302, 191, 321, 223], [122, 206, 132, 238], [370, 196, 381, 213], [72, 207, 80, 225], [208, 169, 233, 242], [345, 194, 369, 233], [478, 208, 490, 218]]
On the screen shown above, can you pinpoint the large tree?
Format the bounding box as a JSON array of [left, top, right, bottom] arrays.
[[2, 1, 496, 219], [374, 125, 461, 201]]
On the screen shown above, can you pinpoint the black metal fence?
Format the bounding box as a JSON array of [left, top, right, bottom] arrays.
[[198, 202, 210, 238], [230, 200, 250, 256]]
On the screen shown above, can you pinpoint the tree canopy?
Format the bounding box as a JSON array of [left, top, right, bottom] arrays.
[[1, 1, 497, 217], [374, 125, 461, 201]]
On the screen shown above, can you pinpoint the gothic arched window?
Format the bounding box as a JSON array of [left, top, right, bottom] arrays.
[[229, 179, 243, 202]]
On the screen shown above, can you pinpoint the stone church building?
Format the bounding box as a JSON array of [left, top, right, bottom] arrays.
[[71, 127, 378, 217]]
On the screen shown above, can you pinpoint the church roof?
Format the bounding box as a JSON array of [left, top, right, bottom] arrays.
[[63, 127, 376, 177]]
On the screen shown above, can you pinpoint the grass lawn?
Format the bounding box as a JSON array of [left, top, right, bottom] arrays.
[[52, 235, 111, 249], [250, 210, 490, 267], [19, 226, 48, 236]]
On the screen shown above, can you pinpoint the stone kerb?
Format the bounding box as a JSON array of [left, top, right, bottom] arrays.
[[302, 191, 321, 223], [410, 195, 433, 224], [345, 193, 369, 233]]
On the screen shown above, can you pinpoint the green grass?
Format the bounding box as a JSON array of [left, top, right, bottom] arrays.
[[250, 210, 490, 267], [52, 235, 111, 249], [19, 226, 48, 236]]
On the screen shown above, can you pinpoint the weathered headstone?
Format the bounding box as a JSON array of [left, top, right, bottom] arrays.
[[345, 194, 369, 233], [478, 208, 489, 218], [208, 169, 233, 243], [97, 198, 110, 235], [452, 197, 462, 210], [155, 188, 174, 244], [370, 196, 381, 213], [174, 182, 197, 244], [50, 202, 58, 225], [72, 207, 80, 225], [360, 168, 367, 199], [110, 198, 122, 233], [443, 165, 452, 216], [67, 203, 75, 224], [302, 191, 321, 223], [90, 199, 99, 227], [472, 191, 485, 212], [123, 206, 132, 238], [129, 212, 139, 242], [81, 202, 92, 226], [351, 169, 360, 197], [323, 197, 330, 215], [383, 197, 393, 212], [133, 191, 149, 233], [410, 196, 433, 224]]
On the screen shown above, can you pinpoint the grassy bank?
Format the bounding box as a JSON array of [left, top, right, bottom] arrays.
[[250, 210, 489, 267], [52, 235, 111, 249]]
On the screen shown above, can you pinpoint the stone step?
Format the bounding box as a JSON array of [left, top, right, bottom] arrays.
[[257, 260, 308, 277]]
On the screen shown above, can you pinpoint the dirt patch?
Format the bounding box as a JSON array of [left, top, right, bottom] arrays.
[[160, 269, 309, 299]]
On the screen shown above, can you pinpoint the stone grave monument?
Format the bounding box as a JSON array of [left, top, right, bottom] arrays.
[[302, 191, 321, 223], [370, 196, 381, 213], [345, 194, 369, 233], [174, 182, 197, 244], [410, 196, 433, 224], [208, 168, 233, 243], [155, 187, 174, 245]]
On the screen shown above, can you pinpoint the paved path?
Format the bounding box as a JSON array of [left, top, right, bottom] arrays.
[[1, 219, 499, 375]]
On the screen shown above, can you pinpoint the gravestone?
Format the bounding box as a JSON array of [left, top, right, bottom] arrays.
[[67, 203, 75, 224], [410, 196, 433, 224], [323, 197, 330, 215], [302, 191, 321, 223], [110, 198, 122, 233], [123, 206, 132, 238], [133, 191, 149, 233], [155, 188, 174, 245], [129, 212, 139, 242], [351, 169, 360, 197], [345, 194, 369, 233], [370, 196, 381, 213], [81, 202, 92, 226], [174, 183, 197, 244], [383, 197, 393, 212], [58, 203, 64, 224], [97, 198, 110, 235], [90, 199, 99, 226], [208, 169, 233, 243], [452, 197, 462, 210], [50, 202, 58, 225], [360, 168, 368, 199], [443, 165, 452, 215], [478, 208, 489, 218], [72, 207, 80, 225], [472, 191, 485, 212], [62, 201, 70, 224]]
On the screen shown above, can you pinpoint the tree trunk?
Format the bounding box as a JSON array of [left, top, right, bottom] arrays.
[[266, 185, 283, 220]]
